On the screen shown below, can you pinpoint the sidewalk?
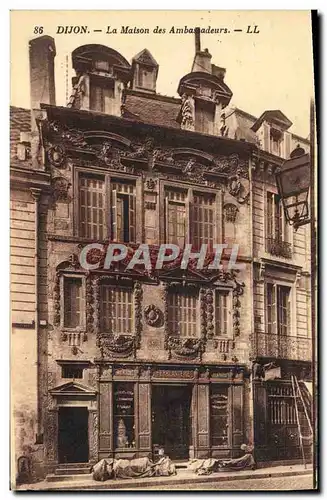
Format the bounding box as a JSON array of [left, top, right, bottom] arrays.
[[16, 464, 314, 491]]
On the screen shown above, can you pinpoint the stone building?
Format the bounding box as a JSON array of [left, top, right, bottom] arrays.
[[10, 34, 312, 481]]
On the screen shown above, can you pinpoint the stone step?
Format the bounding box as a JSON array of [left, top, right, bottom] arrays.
[[54, 464, 93, 476], [57, 462, 91, 468], [47, 473, 93, 483], [174, 461, 189, 469]]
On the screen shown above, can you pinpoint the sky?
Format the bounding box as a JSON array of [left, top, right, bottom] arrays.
[[10, 10, 314, 138]]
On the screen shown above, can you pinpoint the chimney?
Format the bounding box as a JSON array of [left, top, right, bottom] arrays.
[[29, 36, 56, 169], [195, 27, 201, 53], [29, 35, 56, 109]]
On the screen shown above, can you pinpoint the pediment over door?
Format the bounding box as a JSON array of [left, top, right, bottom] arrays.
[[50, 381, 97, 397]]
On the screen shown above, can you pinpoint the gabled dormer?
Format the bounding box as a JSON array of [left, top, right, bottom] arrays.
[[131, 49, 159, 93], [68, 44, 131, 116], [251, 110, 293, 159]]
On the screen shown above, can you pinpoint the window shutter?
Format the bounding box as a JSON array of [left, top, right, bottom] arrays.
[[272, 284, 277, 334], [263, 122, 270, 152], [164, 196, 169, 243], [267, 193, 273, 237], [128, 193, 136, 242], [283, 131, 292, 159], [111, 189, 118, 241], [185, 192, 190, 246]]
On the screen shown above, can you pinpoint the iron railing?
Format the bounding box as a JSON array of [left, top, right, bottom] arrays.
[[254, 332, 311, 361], [266, 237, 292, 259]]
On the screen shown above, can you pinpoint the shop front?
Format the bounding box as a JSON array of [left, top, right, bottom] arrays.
[[97, 362, 247, 462]]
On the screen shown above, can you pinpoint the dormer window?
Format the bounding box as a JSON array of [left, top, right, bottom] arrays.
[[90, 79, 114, 113], [270, 128, 283, 156]]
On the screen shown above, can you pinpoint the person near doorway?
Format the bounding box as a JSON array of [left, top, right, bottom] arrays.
[[154, 448, 177, 476]]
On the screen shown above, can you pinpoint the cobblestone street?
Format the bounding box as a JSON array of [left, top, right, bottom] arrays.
[[134, 475, 315, 491]]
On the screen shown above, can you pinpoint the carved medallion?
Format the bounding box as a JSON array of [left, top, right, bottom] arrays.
[[144, 304, 162, 327], [47, 145, 66, 167]]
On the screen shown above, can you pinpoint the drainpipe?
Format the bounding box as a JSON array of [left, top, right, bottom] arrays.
[[30, 188, 42, 442]]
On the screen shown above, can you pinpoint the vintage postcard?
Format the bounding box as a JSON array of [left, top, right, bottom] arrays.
[[10, 10, 317, 491]]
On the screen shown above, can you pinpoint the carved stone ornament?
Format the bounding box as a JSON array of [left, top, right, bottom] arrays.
[[47, 145, 66, 167], [228, 174, 242, 197], [224, 203, 239, 223], [180, 94, 195, 130], [153, 149, 175, 165], [145, 178, 157, 190], [232, 280, 245, 337], [52, 176, 72, 202], [167, 337, 203, 360], [53, 272, 61, 327], [144, 304, 162, 327], [125, 136, 154, 160], [99, 334, 135, 358]]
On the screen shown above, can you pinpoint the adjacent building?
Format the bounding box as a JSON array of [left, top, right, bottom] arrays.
[[11, 33, 312, 481]]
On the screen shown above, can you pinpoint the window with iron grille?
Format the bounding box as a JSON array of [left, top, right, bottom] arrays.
[[100, 284, 134, 334], [268, 384, 297, 424], [266, 283, 291, 335], [192, 192, 215, 249], [167, 288, 198, 337], [63, 278, 83, 328], [214, 290, 230, 336], [111, 180, 136, 243], [62, 365, 84, 379]]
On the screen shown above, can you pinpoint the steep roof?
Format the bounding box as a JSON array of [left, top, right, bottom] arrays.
[[10, 106, 32, 168], [123, 91, 181, 129]]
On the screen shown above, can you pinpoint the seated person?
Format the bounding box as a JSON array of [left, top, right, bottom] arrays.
[[154, 448, 177, 476]]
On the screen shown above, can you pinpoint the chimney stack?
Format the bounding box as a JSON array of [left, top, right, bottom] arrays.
[[29, 35, 56, 169], [29, 35, 56, 109], [195, 27, 201, 53]]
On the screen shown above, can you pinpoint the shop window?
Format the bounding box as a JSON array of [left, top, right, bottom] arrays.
[[114, 383, 135, 449], [210, 385, 229, 447], [167, 287, 198, 337], [63, 277, 83, 328]]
